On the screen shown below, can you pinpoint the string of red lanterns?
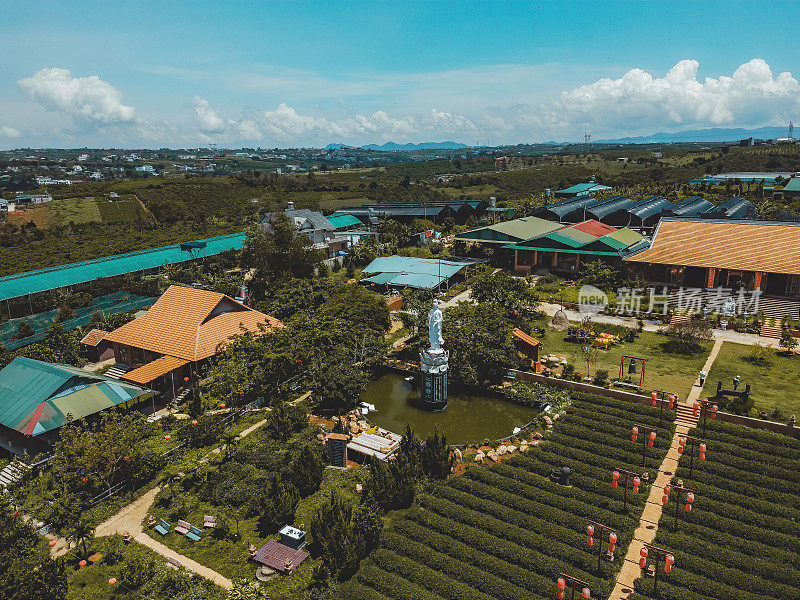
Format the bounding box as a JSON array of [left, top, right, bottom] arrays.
[[556, 573, 590, 600]]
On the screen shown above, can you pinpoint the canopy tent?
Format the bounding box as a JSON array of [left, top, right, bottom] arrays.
[[361, 256, 475, 290]]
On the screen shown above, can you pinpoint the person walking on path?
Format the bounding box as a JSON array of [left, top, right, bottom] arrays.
[[733, 375, 740, 390], [698, 369, 707, 386]]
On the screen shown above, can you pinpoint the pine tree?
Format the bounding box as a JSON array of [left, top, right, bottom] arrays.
[[290, 444, 325, 497], [422, 427, 453, 479]]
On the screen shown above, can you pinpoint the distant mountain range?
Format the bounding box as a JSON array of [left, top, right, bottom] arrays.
[[595, 126, 793, 144], [325, 141, 470, 151]]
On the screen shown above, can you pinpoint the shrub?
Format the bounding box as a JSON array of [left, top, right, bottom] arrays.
[[592, 369, 609, 386], [743, 342, 772, 366]]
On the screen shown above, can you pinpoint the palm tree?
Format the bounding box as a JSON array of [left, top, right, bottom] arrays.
[[71, 519, 94, 559], [221, 431, 238, 462]]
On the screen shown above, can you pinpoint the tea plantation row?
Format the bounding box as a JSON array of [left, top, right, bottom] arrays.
[[631, 418, 800, 600], [339, 392, 675, 600]]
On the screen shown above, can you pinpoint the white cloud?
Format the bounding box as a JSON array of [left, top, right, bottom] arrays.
[[489, 59, 800, 140], [193, 96, 226, 133], [0, 126, 20, 138], [17, 67, 135, 124]]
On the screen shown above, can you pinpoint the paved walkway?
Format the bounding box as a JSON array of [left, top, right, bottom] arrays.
[[608, 339, 722, 600], [95, 486, 161, 539], [135, 532, 233, 590]]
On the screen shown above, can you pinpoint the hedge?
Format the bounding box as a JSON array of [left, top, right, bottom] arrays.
[[355, 562, 447, 600]]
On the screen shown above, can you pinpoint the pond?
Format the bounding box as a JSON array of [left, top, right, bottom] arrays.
[[360, 371, 541, 445]]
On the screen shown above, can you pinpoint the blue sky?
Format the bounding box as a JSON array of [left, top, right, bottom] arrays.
[[1, 1, 799, 148]]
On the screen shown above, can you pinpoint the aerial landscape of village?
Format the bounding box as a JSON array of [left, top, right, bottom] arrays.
[[1, 2, 800, 600]]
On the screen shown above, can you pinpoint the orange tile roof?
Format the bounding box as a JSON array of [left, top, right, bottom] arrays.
[[80, 328, 108, 347], [122, 355, 189, 385], [104, 285, 283, 361], [513, 327, 541, 348], [625, 219, 800, 275]]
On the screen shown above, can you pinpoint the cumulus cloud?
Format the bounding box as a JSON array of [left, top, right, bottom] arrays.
[[18, 67, 135, 124], [0, 126, 20, 138], [488, 59, 800, 140], [192, 96, 226, 133]]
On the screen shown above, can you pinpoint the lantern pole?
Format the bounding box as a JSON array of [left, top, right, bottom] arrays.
[[664, 481, 695, 531], [651, 390, 676, 427], [678, 435, 707, 478], [641, 542, 675, 595], [557, 573, 591, 600], [631, 424, 658, 469], [693, 398, 718, 438], [611, 467, 641, 511], [586, 519, 616, 572]]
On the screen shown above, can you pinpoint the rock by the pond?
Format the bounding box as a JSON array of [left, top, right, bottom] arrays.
[[487, 450, 500, 462], [355, 484, 363, 493], [496, 445, 508, 455], [453, 448, 463, 463], [506, 445, 517, 453], [474, 452, 485, 462], [533, 431, 544, 440], [519, 443, 529, 452], [542, 415, 553, 428]]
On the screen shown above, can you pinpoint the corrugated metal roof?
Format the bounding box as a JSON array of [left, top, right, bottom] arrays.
[[584, 195, 637, 220], [326, 213, 361, 230], [455, 217, 562, 244], [627, 196, 673, 220], [363, 257, 469, 279], [0, 232, 246, 302], [624, 218, 800, 274], [702, 196, 758, 220], [0, 357, 151, 436], [554, 182, 612, 194], [666, 196, 714, 217], [783, 178, 800, 192], [536, 194, 610, 220]]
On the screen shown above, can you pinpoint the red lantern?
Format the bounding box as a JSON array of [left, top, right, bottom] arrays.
[[632, 484, 639, 495], [82, 477, 88, 483], [699, 443, 706, 453], [191, 419, 198, 425], [666, 554, 675, 566], [663, 484, 671, 496], [609, 532, 617, 545], [639, 557, 647, 568], [586, 525, 594, 536], [109, 578, 117, 585], [582, 588, 590, 600], [711, 404, 718, 419], [184, 376, 189, 383], [686, 492, 694, 504], [557, 592, 564, 600], [49, 540, 56, 547], [662, 494, 669, 505], [165, 435, 171, 440], [611, 471, 620, 488], [648, 431, 656, 447], [677, 445, 684, 455], [79, 559, 87, 567], [699, 451, 706, 461], [693, 401, 699, 416], [123, 456, 129, 461], [679, 437, 686, 447], [651, 392, 657, 407], [633, 476, 641, 487], [668, 394, 675, 409], [557, 578, 566, 591], [587, 536, 594, 546], [631, 426, 638, 442], [640, 547, 648, 558], [12, 511, 19, 517], [685, 503, 692, 512], [664, 563, 672, 574]]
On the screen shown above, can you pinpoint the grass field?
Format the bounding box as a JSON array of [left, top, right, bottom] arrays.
[[340, 392, 675, 600], [539, 328, 711, 400], [630, 419, 800, 600], [7, 195, 154, 228], [704, 341, 800, 416]]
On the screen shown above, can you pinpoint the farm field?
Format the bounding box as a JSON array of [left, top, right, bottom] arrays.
[[7, 195, 154, 228], [703, 341, 800, 416], [539, 329, 711, 400], [339, 392, 675, 600], [631, 419, 800, 600]]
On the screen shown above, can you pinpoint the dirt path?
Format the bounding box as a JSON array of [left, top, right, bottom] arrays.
[[95, 486, 161, 539], [607, 339, 721, 600], [135, 532, 233, 590]]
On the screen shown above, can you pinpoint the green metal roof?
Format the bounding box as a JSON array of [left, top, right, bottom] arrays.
[[362, 272, 401, 285], [455, 217, 562, 244], [554, 182, 612, 194], [0, 232, 246, 302], [502, 244, 619, 256], [783, 178, 800, 192], [326, 213, 362, 230], [0, 357, 153, 436]]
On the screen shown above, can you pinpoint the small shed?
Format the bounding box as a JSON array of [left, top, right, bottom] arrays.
[[325, 432, 349, 467], [513, 328, 541, 371], [279, 525, 307, 550], [347, 429, 402, 463], [79, 329, 113, 362]]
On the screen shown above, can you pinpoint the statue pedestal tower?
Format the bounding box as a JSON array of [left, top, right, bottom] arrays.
[[420, 299, 448, 412], [420, 348, 448, 412]]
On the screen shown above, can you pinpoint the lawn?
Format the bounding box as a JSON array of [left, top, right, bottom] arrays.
[[539, 328, 711, 400], [340, 392, 676, 600], [704, 341, 800, 417]]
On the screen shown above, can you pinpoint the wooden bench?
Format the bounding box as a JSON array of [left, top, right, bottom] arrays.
[[174, 520, 191, 535], [167, 556, 181, 570], [186, 525, 203, 542], [154, 519, 170, 536], [203, 515, 217, 528]]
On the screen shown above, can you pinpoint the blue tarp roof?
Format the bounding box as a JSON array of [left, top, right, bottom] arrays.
[[0, 232, 246, 302]]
